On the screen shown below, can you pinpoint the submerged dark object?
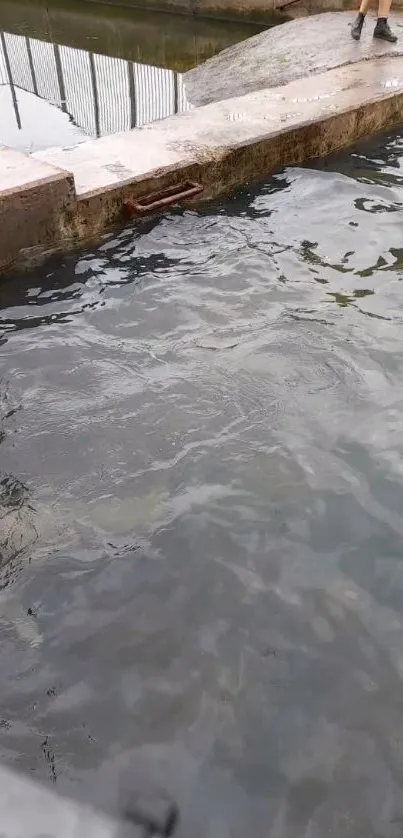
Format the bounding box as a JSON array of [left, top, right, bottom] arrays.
[[124, 800, 179, 837], [120, 774, 179, 838]]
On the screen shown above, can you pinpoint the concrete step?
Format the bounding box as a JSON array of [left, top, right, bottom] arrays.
[[0, 146, 75, 272]]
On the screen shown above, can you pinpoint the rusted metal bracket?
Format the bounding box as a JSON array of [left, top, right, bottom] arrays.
[[124, 181, 203, 217]]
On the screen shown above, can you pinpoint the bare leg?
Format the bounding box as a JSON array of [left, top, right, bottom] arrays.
[[378, 0, 392, 16]]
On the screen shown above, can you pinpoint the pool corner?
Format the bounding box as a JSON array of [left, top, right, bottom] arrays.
[[0, 146, 76, 273]]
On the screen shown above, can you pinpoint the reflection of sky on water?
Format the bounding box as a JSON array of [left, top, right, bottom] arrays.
[[0, 86, 87, 153]]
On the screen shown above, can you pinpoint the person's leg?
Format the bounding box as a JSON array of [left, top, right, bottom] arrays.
[[351, 0, 370, 40], [374, 0, 397, 41], [378, 0, 392, 15]]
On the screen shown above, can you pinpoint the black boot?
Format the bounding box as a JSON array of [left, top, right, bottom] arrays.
[[373, 17, 398, 41], [351, 12, 365, 39]]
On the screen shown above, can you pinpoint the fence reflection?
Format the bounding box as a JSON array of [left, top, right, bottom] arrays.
[[0, 29, 190, 138]]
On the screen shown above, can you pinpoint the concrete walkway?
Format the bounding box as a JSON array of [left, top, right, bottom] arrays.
[[184, 11, 403, 105], [2, 12, 403, 274]]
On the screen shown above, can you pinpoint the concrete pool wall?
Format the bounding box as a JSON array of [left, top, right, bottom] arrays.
[[62, 0, 403, 24], [1, 12, 403, 276]]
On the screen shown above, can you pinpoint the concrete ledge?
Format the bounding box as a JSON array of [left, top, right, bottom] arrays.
[[2, 14, 403, 274], [0, 147, 76, 272]]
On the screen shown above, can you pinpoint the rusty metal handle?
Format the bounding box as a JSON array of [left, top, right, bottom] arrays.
[[125, 181, 203, 217]]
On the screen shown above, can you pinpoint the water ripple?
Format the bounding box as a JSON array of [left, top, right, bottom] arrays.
[[2, 128, 403, 836]]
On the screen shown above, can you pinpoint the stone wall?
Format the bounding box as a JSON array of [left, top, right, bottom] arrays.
[[73, 0, 403, 24]]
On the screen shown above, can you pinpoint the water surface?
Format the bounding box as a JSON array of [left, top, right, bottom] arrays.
[[1, 129, 403, 836], [0, 0, 263, 151]]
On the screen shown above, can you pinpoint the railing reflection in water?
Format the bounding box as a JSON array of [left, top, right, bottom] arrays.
[[0, 29, 190, 139]]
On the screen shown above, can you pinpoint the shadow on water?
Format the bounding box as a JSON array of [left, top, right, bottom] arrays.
[[309, 126, 403, 188], [0, 382, 37, 589], [2, 127, 403, 835], [0, 231, 182, 338]]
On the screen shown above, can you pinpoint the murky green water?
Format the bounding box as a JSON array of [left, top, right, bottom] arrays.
[[0, 0, 264, 151], [1, 128, 403, 835]]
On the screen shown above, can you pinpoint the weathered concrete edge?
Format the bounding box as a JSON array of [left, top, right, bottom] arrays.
[[0, 169, 74, 199], [0, 162, 76, 273], [2, 80, 403, 275], [52, 87, 403, 248]]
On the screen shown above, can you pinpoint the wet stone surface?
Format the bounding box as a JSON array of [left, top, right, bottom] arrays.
[[184, 11, 403, 106]]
